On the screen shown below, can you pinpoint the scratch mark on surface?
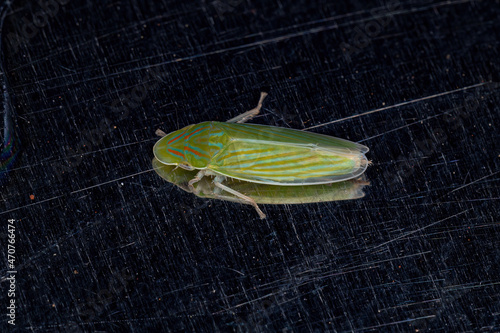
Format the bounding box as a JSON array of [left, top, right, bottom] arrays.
[[356, 315, 436, 331], [11, 0, 477, 89], [444, 170, 500, 196], [0, 169, 155, 215], [367, 209, 471, 252], [303, 82, 489, 130], [358, 109, 455, 142]]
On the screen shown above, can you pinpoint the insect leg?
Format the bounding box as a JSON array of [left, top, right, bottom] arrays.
[[155, 129, 167, 137], [226, 92, 268, 123], [212, 175, 266, 219], [188, 170, 206, 193]]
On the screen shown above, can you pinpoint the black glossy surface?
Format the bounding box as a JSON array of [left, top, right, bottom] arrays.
[[1, 0, 499, 332]]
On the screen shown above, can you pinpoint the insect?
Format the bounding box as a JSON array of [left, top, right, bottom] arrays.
[[154, 92, 369, 218]]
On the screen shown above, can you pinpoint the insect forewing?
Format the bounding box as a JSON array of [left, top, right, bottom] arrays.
[[208, 122, 369, 185]]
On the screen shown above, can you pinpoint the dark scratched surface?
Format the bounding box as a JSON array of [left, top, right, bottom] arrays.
[[1, 0, 499, 332]]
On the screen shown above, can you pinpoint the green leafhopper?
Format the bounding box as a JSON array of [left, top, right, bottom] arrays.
[[154, 92, 369, 218]]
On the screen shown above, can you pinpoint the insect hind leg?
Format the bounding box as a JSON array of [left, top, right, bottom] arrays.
[[212, 175, 266, 219], [226, 92, 268, 123]]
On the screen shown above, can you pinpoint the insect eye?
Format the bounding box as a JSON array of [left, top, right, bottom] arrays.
[[178, 163, 194, 171]]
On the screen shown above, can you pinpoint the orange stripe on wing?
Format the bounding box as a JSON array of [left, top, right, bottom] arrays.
[[168, 148, 185, 158], [184, 146, 209, 158], [168, 132, 185, 145], [184, 127, 206, 140]]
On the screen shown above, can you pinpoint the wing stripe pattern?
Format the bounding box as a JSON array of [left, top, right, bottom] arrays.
[[167, 148, 185, 158], [210, 122, 368, 185], [214, 122, 369, 153], [180, 123, 213, 166]]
